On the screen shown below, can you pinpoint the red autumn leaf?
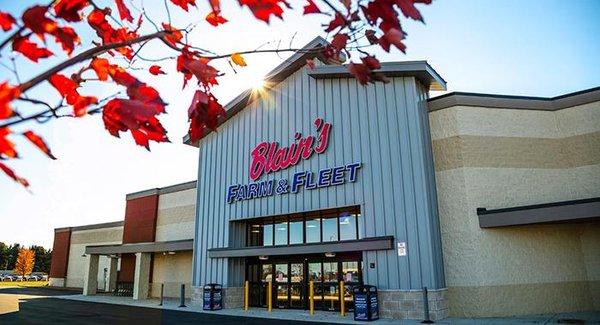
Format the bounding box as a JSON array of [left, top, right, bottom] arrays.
[[361, 2, 399, 32], [102, 98, 168, 150], [238, 0, 290, 23], [0, 11, 16, 31], [187, 90, 225, 142], [0, 127, 18, 158], [378, 27, 406, 53], [115, 0, 133, 23], [205, 11, 228, 26], [0, 162, 29, 188], [90, 57, 110, 81], [87, 8, 137, 60], [23, 130, 56, 160], [324, 13, 346, 32], [170, 0, 197, 11], [397, 0, 430, 22], [331, 33, 348, 52], [361, 56, 381, 70], [180, 56, 219, 87], [149, 65, 166, 75], [303, 0, 320, 14], [53, 0, 89, 22], [162, 23, 183, 46], [365, 29, 378, 44], [348, 62, 370, 85], [22, 5, 57, 39], [12, 36, 53, 62], [52, 26, 81, 55], [0, 82, 20, 119], [49, 74, 98, 116], [306, 58, 316, 70]]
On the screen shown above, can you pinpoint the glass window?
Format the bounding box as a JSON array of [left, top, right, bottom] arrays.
[[263, 223, 273, 246], [289, 219, 303, 244], [322, 217, 338, 242], [261, 264, 272, 282], [274, 218, 288, 245], [339, 211, 357, 241], [305, 217, 321, 243], [247, 223, 263, 246]]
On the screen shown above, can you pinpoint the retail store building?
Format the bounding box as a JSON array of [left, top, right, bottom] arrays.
[[50, 37, 599, 320]]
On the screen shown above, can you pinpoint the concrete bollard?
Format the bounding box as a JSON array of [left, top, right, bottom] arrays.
[[421, 286, 433, 323], [159, 283, 164, 306], [179, 284, 187, 308]]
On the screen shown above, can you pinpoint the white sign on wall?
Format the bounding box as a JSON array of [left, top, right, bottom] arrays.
[[397, 242, 407, 256]]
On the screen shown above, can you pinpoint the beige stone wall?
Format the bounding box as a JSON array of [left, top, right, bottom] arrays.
[[155, 188, 196, 242], [65, 226, 123, 289], [429, 100, 600, 317], [150, 251, 193, 298]]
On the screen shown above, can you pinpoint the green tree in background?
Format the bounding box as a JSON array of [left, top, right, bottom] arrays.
[[30, 245, 52, 273]]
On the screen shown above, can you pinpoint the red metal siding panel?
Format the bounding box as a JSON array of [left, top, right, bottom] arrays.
[[122, 195, 159, 244], [49, 229, 71, 278]]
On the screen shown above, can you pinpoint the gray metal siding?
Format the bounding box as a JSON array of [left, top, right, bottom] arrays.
[[193, 66, 444, 290]]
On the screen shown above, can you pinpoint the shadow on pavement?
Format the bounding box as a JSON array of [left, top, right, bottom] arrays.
[[0, 287, 332, 325]]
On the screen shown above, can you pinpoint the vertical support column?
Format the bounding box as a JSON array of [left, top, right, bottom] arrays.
[[107, 257, 118, 292], [83, 254, 99, 296], [244, 280, 249, 311], [133, 252, 151, 300]]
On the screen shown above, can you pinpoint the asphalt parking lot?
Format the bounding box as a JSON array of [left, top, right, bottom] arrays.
[[0, 286, 332, 325]]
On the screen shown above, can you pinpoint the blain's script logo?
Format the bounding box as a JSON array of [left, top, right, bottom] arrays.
[[249, 118, 331, 181], [226, 117, 361, 204]]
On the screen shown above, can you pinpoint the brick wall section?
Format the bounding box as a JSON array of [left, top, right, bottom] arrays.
[[378, 289, 448, 320], [49, 228, 71, 278]]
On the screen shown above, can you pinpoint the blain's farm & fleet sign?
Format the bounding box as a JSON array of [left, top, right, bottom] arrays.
[[226, 118, 362, 204]]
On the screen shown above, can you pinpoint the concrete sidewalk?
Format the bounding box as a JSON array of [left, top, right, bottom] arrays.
[[54, 294, 600, 324]]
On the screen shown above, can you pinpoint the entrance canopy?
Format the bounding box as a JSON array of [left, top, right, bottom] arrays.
[[85, 239, 193, 255], [208, 236, 393, 258], [477, 197, 600, 228]]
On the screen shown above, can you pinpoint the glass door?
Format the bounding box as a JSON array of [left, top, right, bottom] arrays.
[[323, 262, 339, 311], [341, 261, 360, 311], [274, 263, 288, 308], [290, 263, 304, 309], [308, 262, 324, 310]]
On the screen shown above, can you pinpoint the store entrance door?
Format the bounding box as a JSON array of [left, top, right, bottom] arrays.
[[246, 254, 362, 311]]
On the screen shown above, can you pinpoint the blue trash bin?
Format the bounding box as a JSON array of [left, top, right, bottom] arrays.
[[203, 284, 223, 310], [353, 285, 379, 321]]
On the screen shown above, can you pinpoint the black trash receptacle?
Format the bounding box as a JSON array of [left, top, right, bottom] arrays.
[[203, 284, 223, 310], [353, 285, 379, 321]]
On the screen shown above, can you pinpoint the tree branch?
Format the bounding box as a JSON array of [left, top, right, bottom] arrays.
[[18, 31, 167, 94]]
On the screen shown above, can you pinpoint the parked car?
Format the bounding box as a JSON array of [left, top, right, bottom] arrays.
[[2, 274, 15, 281], [15, 275, 24, 282], [41, 275, 48, 281], [26, 274, 41, 281]]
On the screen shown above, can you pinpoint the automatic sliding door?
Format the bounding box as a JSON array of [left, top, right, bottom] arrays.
[[308, 262, 323, 310], [290, 263, 304, 309], [323, 262, 339, 311], [275, 263, 288, 308]]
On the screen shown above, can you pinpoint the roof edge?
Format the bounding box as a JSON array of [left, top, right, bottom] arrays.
[[428, 86, 600, 112], [55, 220, 124, 232], [126, 180, 197, 200]]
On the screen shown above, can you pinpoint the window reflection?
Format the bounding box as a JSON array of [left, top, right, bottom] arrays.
[[322, 218, 338, 242], [305, 218, 321, 243], [263, 223, 273, 246], [246, 206, 361, 247], [339, 212, 357, 241], [289, 220, 303, 244], [274, 219, 288, 245]]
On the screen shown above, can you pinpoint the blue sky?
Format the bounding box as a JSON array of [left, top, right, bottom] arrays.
[[1, 0, 599, 249]]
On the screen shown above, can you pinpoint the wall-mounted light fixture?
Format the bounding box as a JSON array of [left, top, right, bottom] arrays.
[[167, 251, 176, 255], [325, 252, 336, 258], [259, 255, 269, 260]]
